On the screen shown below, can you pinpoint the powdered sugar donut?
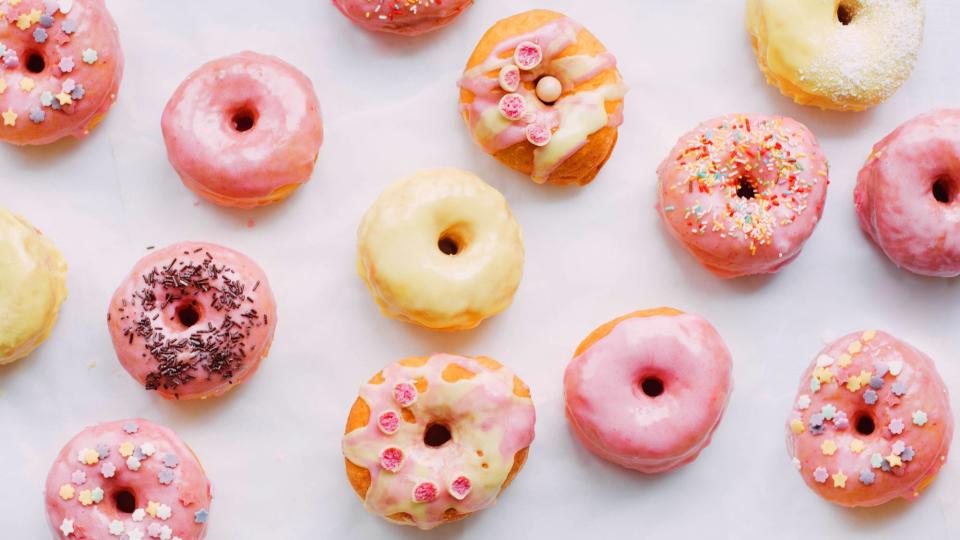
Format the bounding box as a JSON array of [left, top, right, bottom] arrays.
[[107, 242, 277, 400], [0, 0, 123, 145], [787, 331, 952, 507], [564, 308, 733, 473], [45, 419, 212, 540], [657, 114, 829, 278], [161, 52, 323, 208], [332, 0, 474, 36], [855, 110, 960, 277]]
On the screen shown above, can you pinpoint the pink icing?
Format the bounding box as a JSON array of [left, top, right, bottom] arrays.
[[787, 331, 953, 507], [107, 242, 277, 400], [342, 354, 535, 530], [0, 0, 123, 145], [161, 52, 323, 208], [44, 419, 212, 540], [657, 114, 829, 278], [854, 109, 960, 277], [564, 312, 733, 473], [331, 0, 473, 36]]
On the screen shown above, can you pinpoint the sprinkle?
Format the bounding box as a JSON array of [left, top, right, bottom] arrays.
[[377, 410, 401, 435], [96, 444, 110, 459], [813, 466, 828, 483], [140, 442, 156, 457], [60, 518, 75, 536], [869, 376, 884, 390], [889, 361, 903, 376], [78, 448, 100, 465], [78, 489, 93, 505], [832, 470, 847, 488], [859, 469, 876, 485], [81, 48, 97, 64], [891, 381, 907, 397], [119, 442, 135, 458], [132, 508, 146, 522], [56, 92, 72, 106], [16, 13, 32, 30], [412, 481, 439, 503], [902, 446, 915, 462], [59, 0, 74, 14], [888, 418, 904, 435], [887, 454, 903, 467], [448, 475, 472, 500], [194, 509, 209, 524], [29, 106, 45, 123], [837, 354, 852, 368], [109, 520, 124, 536], [148, 523, 162, 538], [862, 330, 876, 341], [162, 453, 179, 468], [796, 395, 811, 410], [100, 462, 116, 478], [39, 14, 54, 28], [874, 362, 889, 377], [809, 413, 825, 435], [19, 77, 35, 92], [792, 457, 802, 470], [40, 91, 54, 107], [863, 389, 878, 405], [847, 341, 862, 354], [33, 28, 47, 43], [813, 366, 833, 384], [156, 503, 172, 520], [70, 84, 84, 100], [158, 469, 175, 485], [91, 487, 104, 503], [146, 501, 159, 517], [2, 49, 19, 69], [58, 56, 75, 73], [821, 440, 837, 456], [126, 456, 141, 471], [821, 404, 836, 420], [815, 354, 834, 367], [513, 41, 543, 70], [127, 530, 144, 540], [393, 382, 418, 407], [71, 470, 87, 485], [61, 78, 76, 93], [833, 411, 849, 430], [789, 419, 805, 434], [849, 439, 865, 453], [810, 377, 821, 393], [2, 108, 16, 127], [379, 447, 404, 473], [61, 18, 77, 34], [870, 453, 884, 468], [845, 375, 862, 392], [59, 484, 75, 500], [892, 440, 906, 455]]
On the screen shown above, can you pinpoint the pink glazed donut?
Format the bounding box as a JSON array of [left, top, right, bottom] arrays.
[[332, 0, 474, 36], [45, 419, 212, 540], [107, 242, 277, 400], [657, 114, 829, 278], [0, 0, 123, 146], [787, 331, 953, 507], [855, 110, 960, 277], [563, 308, 733, 473], [161, 52, 323, 208]]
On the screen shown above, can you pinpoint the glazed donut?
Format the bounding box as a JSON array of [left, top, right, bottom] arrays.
[[107, 242, 277, 400], [45, 419, 212, 539], [564, 308, 733, 473], [342, 354, 535, 529], [161, 52, 323, 208], [746, 0, 924, 111], [787, 331, 952, 507], [458, 10, 627, 186], [657, 114, 829, 278], [332, 0, 474, 36], [0, 206, 66, 364], [855, 110, 960, 277], [356, 168, 524, 331], [0, 0, 122, 145]]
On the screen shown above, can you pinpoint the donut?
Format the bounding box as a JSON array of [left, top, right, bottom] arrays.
[[332, 0, 474, 36], [356, 168, 524, 331], [107, 242, 277, 400], [564, 308, 733, 473], [746, 0, 924, 111], [0, 0, 123, 145], [341, 353, 535, 529], [0, 206, 66, 364], [45, 419, 212, 539], [161, 52, 323, 208], [657, 114, 829, 278], [854, 110, 960, 277], [787, 331, 952, 507], [458, 10, 627, 186]]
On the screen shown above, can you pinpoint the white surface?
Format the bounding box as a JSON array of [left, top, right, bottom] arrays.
[[2, 1, 960, 538]]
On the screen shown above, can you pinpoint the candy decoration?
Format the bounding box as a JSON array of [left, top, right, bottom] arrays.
[[498, 64, 520, 93], [412, 481, 439, 503], [448, 475, 472, 500], [535, 75, 562, 103], [513, 41, 543, 70], [377, 410, 401, 435], [525, 123, 551, 147], [498, 93, 526, 121], [393, 382, 418, 407], [379, 447, 404, 473]]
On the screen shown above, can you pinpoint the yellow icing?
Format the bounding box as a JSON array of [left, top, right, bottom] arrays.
[[0, 208, 67, 364], [356, 169, 524, 331]]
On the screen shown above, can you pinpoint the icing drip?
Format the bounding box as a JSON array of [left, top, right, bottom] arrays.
[[458, 17, 627, 183]]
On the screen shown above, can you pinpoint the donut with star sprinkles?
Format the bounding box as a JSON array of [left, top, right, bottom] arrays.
[[342, 354, 535, 529], [332, 0, 474, 36], [0, 0, 123, 145], [657, 114, 829, 278], [45, 419, 212, 540], [107, 242, 277, 400], [787, 331, 953, 507]]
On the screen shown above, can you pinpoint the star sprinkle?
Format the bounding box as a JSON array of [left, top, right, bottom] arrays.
[[19, 77, 35, 92], [821, 404, 837, 420], [81, 48, 97, 64], [863, 389, 878, 405], [886, 454, 903, 468], [132, 508, 146, 522], [790, 419, 805, 434], [891, 381, 907, 397], [162, 453, 179, 468], [813, 466, 829, 483], [2, 108, 17, 127], [796, 395, 811, 410], [859, 469, 876, 485], [849, 439, 865, 453], [108, 520, 124, 536], [157, 469, 174, 485], [55, 91, 72, 105], [60, 518, 75, 536], [832, 470, 847, 488], [837, 354, 852, 368], [33, 28, 47, 43], [821, 440, 838, 456], [194, 509, 209, 524], [71, 470, 87, 485], [888, 419, 905, 435], [78, 448, 100, 465], [146, 501, 159, 517], [100, 462, 116, 478], [59, 484, 75, 500], [870, 453, 884, 468], [156, 504, 172, 520], [119, 441, 135, 457], [58, 56, 75, 73]]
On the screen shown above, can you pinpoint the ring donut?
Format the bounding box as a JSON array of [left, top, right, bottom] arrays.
[[332, 0, 474, 36]]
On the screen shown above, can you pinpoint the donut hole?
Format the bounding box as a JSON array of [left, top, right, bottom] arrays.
[[437, 225, 471, 256], [25, 51, 45, 74], [640, 376, 665, 398], [112, 489, 137, 514], [837, 1, 858, 25], [438, 236, 460, 256], [423, 423, 452, 448], [175, 301, 202, 328], [932, 176, 954, 204], [854, 412, 876, 436], [230, 106, 258, 133], [736, 177, 757, 200]]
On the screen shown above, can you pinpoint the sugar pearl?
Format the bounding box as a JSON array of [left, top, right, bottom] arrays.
[[536, 76, 562, 104]]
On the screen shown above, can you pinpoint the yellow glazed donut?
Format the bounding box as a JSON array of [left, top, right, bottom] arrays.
[[0, 207, 66, 365], [746, 0, 924, 111], [357, 168, 524, 331]]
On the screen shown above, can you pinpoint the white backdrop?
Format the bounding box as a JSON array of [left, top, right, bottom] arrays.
[[2, 1, 959, 538]]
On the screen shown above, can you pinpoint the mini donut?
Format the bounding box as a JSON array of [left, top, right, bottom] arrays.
[[356, 168, 524, 331], [161, 52, 323, 208], [342, 354, 535, 529], [855, 110, 960, 277], [746, 0, 924, 111], [332, 0, 474, 36], [0, 207, 66, 364], [0, 0, 123, 145], [787, 331, 952, 507], [458, 10, 627, 186], [564, 308, 733, 473], [45, 419, 212, 539], [657, 114, 829, 278], [107, 242, 277, 400]]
